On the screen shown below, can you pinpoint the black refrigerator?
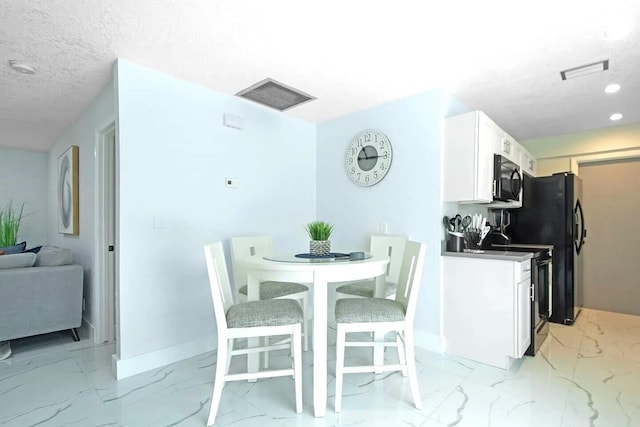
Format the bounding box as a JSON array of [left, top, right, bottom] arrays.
[[508, 172, 587, 325]]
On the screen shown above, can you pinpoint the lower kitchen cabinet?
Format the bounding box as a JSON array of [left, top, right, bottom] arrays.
[[442, 255, 531, 369]]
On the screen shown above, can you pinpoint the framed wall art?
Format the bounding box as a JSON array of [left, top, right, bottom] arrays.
[[58, 145, 79, 235]]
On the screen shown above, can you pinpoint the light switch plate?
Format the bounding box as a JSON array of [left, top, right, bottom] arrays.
[[225, 178, 239, 188]]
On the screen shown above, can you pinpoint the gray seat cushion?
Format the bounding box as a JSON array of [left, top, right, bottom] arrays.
[[335, 280, 397, 298], [227, 299, 304, 328], [0, 252, 36, 269], [238, 281, 308, 300], [335, 298, 405, 323]]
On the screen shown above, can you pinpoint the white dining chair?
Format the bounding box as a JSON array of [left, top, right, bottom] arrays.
[[230, 236, 310, 351], [204, 242, 303, 426], [334, 239, 426, 413], [334, 235, 407, 299]]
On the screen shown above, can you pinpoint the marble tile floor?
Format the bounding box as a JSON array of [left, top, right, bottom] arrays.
[[1, 307, 639, 427]]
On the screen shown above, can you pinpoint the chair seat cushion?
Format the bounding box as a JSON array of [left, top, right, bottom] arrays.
[[238, 281, 308, 300], [335, 280, 397, 298], [335, 298, 405, 323], [227, 299, 304, 328]]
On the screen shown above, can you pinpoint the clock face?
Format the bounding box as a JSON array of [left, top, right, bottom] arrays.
[[345, 129, 393, 186]]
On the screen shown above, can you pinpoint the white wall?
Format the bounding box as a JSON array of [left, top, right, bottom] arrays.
[[114, 59, 316, 376], [317, 90, 468, 350], [523, 122, 640, 176], [47, 82, 116, 336], [0, 148, 48, 246]]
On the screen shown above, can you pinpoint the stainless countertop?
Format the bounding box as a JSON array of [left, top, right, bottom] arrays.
[[442, 250, 533, 262]]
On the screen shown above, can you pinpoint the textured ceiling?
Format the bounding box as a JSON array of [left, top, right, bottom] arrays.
[[1, 0, 639, 152]]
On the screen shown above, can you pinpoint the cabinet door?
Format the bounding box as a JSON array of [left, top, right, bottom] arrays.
[[476, 113, 498, 201], [515, 278, 532, 357], [443, 111, 493, 202], [520, 147, 537, 177]]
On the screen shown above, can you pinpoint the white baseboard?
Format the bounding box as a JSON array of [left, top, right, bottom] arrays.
[[414, 330, 442, 353], [112, 336, 216, 380], [80, 317, 95, 342]]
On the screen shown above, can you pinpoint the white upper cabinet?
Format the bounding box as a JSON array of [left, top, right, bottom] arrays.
[[443, 111, 500, 203], [495, 131, 519, 163], [443, 110, 537, 205], [520, 146, 537, 177]]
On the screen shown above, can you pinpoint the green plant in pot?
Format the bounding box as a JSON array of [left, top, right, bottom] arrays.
[[0, 201, 24, 247], [305, 220, 334, 256]]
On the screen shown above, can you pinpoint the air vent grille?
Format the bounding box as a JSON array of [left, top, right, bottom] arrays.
[[560, 60, 609, 80], [236, 78, 316, 111]]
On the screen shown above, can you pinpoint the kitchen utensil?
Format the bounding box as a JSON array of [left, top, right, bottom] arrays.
[[461, 215, 472, 230], [472, 214, 482, 229], [443, 216, 453, 232], [450, 214, 462, 232]]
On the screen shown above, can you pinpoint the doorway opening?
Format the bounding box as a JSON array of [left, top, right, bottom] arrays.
[[95, 122, 117, 346]]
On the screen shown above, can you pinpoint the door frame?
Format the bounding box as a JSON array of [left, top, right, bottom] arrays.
[[94, 120, 117, 345]]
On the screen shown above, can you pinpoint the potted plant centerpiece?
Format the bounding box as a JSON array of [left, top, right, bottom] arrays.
[[305, 220, 334, 256]]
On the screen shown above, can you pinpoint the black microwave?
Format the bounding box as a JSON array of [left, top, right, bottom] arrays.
[[493, 154, 522, 202]]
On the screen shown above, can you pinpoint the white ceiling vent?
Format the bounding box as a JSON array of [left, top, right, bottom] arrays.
[[236, 78, 316, 111], [560, 60, 609, 80]]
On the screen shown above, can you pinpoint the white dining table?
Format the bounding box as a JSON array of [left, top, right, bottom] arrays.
[[242, 254, 389, 417]]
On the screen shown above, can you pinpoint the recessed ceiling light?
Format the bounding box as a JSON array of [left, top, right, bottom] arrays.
[[8, 60, 37, 75], [610, 113, 623, 121], [604, 83, 621, 94]]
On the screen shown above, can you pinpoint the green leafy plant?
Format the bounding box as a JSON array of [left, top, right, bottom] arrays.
[[0, 202, 24, 247], [305, 221, 334, 241]]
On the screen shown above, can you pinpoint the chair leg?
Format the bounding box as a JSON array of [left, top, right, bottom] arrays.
[[207, 339, 228, 426], [301, 293, 309, 351], [226, 338, 234, 373], [396, 331, 407, 377], [70, 328, 80, 342], [263, 336, 270, 369], [404, 331, 422, 410], [292, 324, 303, 413], [334, 324, 346, 413]]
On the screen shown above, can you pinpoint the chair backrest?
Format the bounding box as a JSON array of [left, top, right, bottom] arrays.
[[204, 242, 235, 330], [370, 235, 408, 284], [394, 240, 426, 324], [229, 236, 274, 290]]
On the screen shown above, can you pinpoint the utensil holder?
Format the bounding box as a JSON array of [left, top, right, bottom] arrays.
[[446, 234, 465, 252], [464, 231, 482, 251]]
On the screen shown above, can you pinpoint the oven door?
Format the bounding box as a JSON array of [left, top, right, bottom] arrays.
[[493, 154, 522, 202], [537, 255, 552, 320]]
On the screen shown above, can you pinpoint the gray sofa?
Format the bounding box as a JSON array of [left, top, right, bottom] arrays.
[[0, 248, 83, 342]]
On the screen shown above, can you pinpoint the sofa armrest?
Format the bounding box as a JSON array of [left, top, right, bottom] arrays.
[[0, 264, 83, 341]]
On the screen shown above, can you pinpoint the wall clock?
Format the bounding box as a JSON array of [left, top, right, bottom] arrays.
[[345, 129, 393, 186]]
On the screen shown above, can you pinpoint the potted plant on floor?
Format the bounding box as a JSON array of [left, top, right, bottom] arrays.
[[306, 220, 334, 256]]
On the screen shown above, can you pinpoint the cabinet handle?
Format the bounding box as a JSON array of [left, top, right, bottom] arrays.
[[530, 284, 534, 301]]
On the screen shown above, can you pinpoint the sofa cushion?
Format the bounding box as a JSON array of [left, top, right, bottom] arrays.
[[35, 246, 73, 267], [0, 252, 37, 269], [0, 242, 26, 255]]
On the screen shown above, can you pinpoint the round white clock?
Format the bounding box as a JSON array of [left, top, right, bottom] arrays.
[[345, 129, 393, 186]]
